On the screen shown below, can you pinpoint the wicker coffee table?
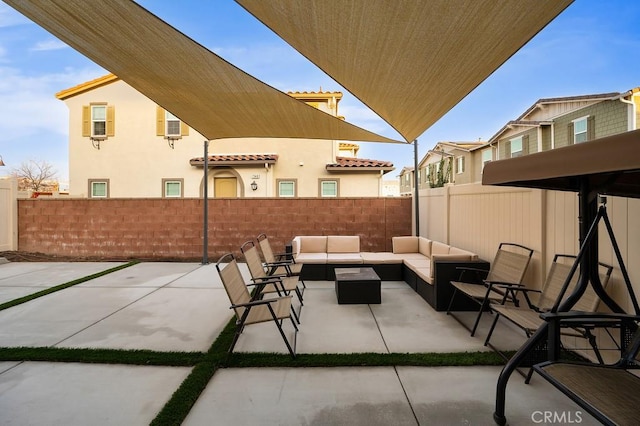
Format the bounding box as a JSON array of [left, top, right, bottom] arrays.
[[334, 267, 381, 304]]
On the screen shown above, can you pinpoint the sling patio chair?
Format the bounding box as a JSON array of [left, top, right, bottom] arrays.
[[485, 255, 614, 364], [257, 233, 306, 291], [447, 242, 534, 336], [241, 240, 303, 323], [533, 313, 640, 426], [215, 253, 298, 358]]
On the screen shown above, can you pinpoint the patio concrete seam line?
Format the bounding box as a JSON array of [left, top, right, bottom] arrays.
[[394, 366, 421, 426], [51, 286, 165, 347], [368, 304, 390, 353]]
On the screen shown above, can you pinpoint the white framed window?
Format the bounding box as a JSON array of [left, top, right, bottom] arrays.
[[165, 111, 181, 137], [163, 179, 183, 198], [573, 116, 588, 143], [319, 179, 339, 197], [89, 179, 109, 198], [91, 105, 106, 137], [481, 148, 492, 171], [510, 136, 523, 158], [456, 156, 465, 174], [277, 179, 296, 197]]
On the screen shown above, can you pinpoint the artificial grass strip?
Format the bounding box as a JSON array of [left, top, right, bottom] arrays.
[[223, 350, 511, 368], [150, 318, 238, 426], [0, 260, 140, 312], [0, 346, 205, 366]]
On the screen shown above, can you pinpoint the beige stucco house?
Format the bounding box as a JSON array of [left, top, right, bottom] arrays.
[[56, 74, 394, 198]]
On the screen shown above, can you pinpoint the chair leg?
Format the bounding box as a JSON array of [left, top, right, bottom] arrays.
[[470, 298, 489, 337], [228, 323, 243, 354], [525, 367, 535, 384], [446, 288, 459, 315], [484, 313, 501, 346], [585, 329, 605, 364], [268, 306, 297, 358]]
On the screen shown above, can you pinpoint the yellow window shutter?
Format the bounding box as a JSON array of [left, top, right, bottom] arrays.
[[106, 106, 115, 137], [180, 121, 189, 136], [156, 106, 165, 136], [82, 105, 90, 137]]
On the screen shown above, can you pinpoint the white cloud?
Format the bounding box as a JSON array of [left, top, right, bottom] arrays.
[[0, 66, 103, 140], [30, 39, 68, 52], [0, 4, 29, 28]]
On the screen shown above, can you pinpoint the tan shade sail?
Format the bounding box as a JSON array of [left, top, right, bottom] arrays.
[[482, 129, 640, 199], [4, 0, 399, 143], [237, 0, 573, 142]]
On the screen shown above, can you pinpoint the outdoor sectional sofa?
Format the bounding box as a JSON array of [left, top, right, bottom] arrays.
[[290, 235, 490, 311]]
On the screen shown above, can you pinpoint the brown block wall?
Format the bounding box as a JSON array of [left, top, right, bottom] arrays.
[[17, 197, 412, 261]]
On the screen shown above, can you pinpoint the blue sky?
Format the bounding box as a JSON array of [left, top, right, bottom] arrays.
[[1, 1, 639, 183]]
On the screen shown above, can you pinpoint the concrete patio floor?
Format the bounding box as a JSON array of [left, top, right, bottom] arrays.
[[0, 261, 598, 425]]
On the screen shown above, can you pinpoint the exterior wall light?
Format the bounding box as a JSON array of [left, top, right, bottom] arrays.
[[250, 180, 258, 191]]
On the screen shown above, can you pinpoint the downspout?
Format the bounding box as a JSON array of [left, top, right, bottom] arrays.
[[618, 95, 636, 130]]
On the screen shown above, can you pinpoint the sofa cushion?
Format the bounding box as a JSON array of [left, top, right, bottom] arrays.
[[396, 253, 428, 262], [299, 236, 328, 253], [327, 253, 364, 264], [415, 267, 433, 284], [449, 246, 478, 260], [404, 258, 432, 272], [295, 252, 328, 264], [360, 252, 405, 264], [327, 235, 360, 253], [431, 241, 451, 256], [392, 236, 419, 253], [418, 237, 432, 258]]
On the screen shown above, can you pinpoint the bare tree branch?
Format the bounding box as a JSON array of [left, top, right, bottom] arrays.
[[11, 159, 58, 192]]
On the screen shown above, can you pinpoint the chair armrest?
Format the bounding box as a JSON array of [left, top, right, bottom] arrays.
[[230, 296, 290, 309], [484, 280, 523, 287], [249, 277, 284, 285], [540, 312, 640, 326], [264, 260, 293, 267], [456, 266, 489, 274]]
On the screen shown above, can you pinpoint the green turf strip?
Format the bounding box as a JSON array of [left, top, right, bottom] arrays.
[[0, 346, 205, 366], [0, 260, 139, 312]]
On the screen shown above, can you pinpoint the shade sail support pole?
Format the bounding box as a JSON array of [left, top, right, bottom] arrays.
[[413, 139, 420, 236], [202, 140, 209, 265]]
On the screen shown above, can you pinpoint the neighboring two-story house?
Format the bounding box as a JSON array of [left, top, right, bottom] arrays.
[[56, 74, 395, 198], [406, 88, 639, 189], [417, 141, 485, 188], [486, 89, 639, 165], [398, 167, 414, 196]]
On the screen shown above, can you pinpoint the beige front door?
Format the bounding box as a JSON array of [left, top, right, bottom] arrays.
[[214, 177, 237, 198]]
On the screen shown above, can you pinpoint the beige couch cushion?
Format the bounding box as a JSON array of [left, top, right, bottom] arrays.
[[296, 253, 328, 264], [299, 236, 328, 253], [392, 236, 419, 253], [449, 246, 478, 260], [327, 253, 363, 264], [360, 252, 405, 264], [418, 237, 432, 257], [404, 258, 432, 272], [327, 235, 360, 253], [415, 267, 433, 284], [431, 241, 450, 256]]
